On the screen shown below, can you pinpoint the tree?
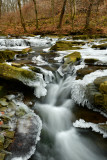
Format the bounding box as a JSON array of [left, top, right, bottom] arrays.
[[51, 0, 55, 24], [32, 0, 38, 29], [17, 0, 27, 32], [0, 0, 2, 19], [57, 0, 67, 28], [69, 0, 76, 29], [85, 0, 94, 29]]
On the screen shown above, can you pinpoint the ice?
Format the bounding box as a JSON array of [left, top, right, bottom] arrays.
[[37, 67, 55, 83], [71, 69, 107, 107], [32, 55, 48, 65], [73, 119, 107, 138]]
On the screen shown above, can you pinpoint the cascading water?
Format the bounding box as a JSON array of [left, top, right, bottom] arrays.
[[0, 35, 107, 160]]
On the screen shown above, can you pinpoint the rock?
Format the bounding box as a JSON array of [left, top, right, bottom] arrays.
[[99, 81, 107, 94], [0, 48, 32, 63], [84, 58, 99, 64], [0, 115, 11, 123], [64, 52, 81, 65], [4, 131, 15, 139], [16, 108, 27, 117], [0, 98, 8, 106], [11, 63, 24, 68], [50, 41, 83, 51], [4, 138, 13, 149], [0, 153, 6, 160], [92, 43, 107, 49], [77, 67, 107, 80], [94, 76, 107, 88], [0, 107, 7, 112], [0, 63, 36, 86], [0, 124, 11, 129]]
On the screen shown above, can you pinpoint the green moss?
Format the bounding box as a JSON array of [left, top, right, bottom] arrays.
[[0, 153, 6, 160], [0, 63, 36, 83], [0, 48, 32, 62], [4, 138, 13, 149], [84, 58, 99, 64], [50, 41, 83, 51], [4, 131, 15, 139], [94, 76, 107, 88], [64, 52, 81, 65], [16, 108, 27, 117], [99, 81, 107, 94], [92, 43, 107, 49]]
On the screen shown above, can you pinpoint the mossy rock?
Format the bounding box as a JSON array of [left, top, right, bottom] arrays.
[[94, 93, 107, 110], [0, 98, 8, 107], [99, 81, 107, 94], [0, 50, 15, 63], [64, 52, 81, 65], [94, 76, 107, 88], [0, 63, 36, 85], [76, 67, 107, 80], [0, 115, 11, 123], [92, 43, 107, 50], [0, 134, 4, 150], [4, 131, 15, 139], [84, 58, 99, 64], [0, 153, 6, 160], [50, 41, 83, 51], [16, 108, 27, 117], [0, 107, 7, 112], [0, 48, 32, 63], [4, 138, 13, 149]]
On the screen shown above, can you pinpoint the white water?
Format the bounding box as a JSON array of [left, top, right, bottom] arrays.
[[1, 36, 107, 160]]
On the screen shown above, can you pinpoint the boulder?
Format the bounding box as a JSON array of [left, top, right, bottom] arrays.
[[64, 52, 81, 65], [0, 63, 36, 86], [0, 48, 32, 62], [92, 43, 107, 50], [50, 41, 83, 51], [84, 58, 99, 65]]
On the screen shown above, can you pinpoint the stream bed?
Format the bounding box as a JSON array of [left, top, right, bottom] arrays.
[[0, 35, 107, 160]]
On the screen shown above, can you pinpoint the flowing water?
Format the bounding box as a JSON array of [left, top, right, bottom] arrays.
[[0, 36, 107, 160]]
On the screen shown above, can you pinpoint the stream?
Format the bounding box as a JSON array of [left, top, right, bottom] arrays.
[[0, 35, 107, 160]]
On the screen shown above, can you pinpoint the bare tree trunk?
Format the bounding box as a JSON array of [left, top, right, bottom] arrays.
[[0, 0, 2, 19], [57, 0, 67, 28], [85, 0, 94, 29], [32, 0, 38, 29], [17, 0, 27, 32], [69, 0, 76, 30], [51, 0, 55, 24]]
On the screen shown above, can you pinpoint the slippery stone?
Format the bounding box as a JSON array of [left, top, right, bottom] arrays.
[[50, 41, 83, 51], [92, 43, 107, 50], [64, 52, 81, 65]]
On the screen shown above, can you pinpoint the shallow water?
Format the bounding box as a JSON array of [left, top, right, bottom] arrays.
[[0, 36, 107, 160]]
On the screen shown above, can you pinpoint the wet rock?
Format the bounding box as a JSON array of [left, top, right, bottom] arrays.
[[0, 48, 32, 63], [0, 63, 36, 85], [50, 41, 83, 51], [84, 58, 99, 65], [4, 138, 13, 149], [92, 43, 107, 50], [94, 76, 107, 88], [0, 98, 8, 107], [94, 93, 107, 109], [0, 153, 6, 160], [0, 134, 4, 149], [16, 108, 27, 117], [64, 52, 81, 65], [77, 66, 107, 80], [4, 131, 15, 139]]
